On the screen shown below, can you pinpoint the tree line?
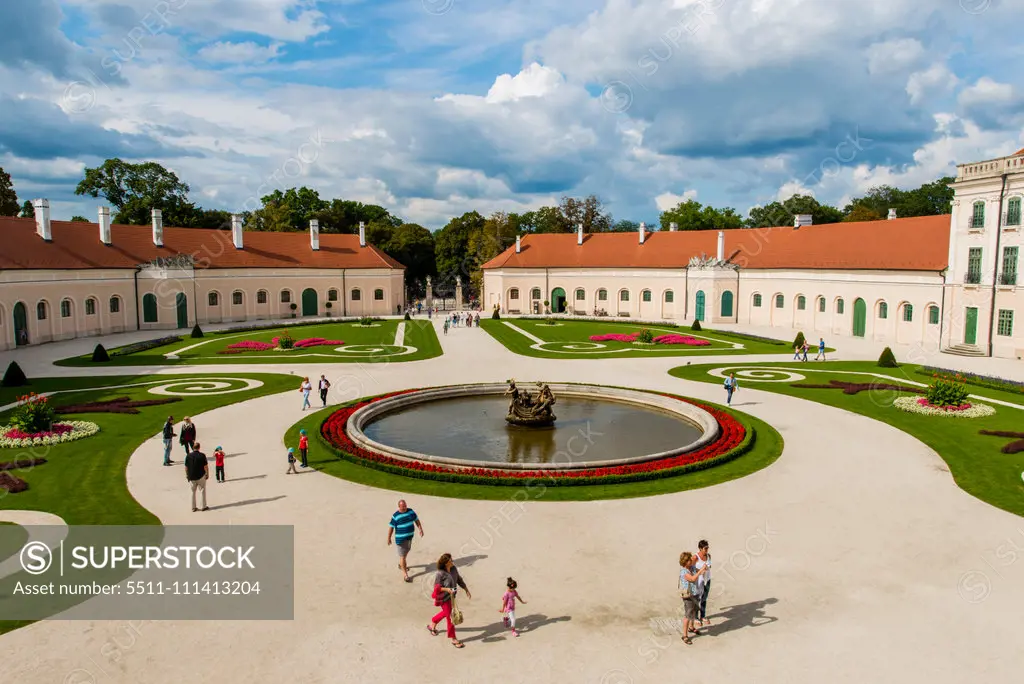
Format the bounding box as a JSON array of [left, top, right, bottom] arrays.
[[0, 159, 954, 299]]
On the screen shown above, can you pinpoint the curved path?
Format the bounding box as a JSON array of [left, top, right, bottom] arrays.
[[0, 320, 1022, 683], [0, 511, 68, 583]]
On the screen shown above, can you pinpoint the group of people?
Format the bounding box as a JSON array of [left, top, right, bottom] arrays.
[[678, 540, 713, 645], [442, 311, 480, 335], [387, 499, 526, 649], [793, 337, 828, 362], [161, 415, 226, 512], [299, 375, 331, 411]]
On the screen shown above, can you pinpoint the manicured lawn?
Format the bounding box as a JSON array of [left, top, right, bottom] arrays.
[[285, 401, 783, 501], [55, 318, 442, 366], [669, 360, 1024, 518], [480, 318, 805, 359], [0, 522, 27, 565]]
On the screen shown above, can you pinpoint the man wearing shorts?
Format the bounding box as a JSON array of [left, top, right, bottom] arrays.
[[387, 499, 424, 582]]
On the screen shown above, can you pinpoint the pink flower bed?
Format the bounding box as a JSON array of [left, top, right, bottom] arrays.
[[294, 338, 343, 348], [590, 333, 639, 342], [226, 340, 274, 351], [4, 424, 74, 440], [653, 334, 711, 346], [916, 397, 972, 412]]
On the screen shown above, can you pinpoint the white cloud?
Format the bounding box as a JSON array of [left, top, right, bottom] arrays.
[[906, 64, 957, 105], [958, 77, 1015, 109], [654, 190, 697, 211], [485, 63, 564, 103], [197, 41, 284, 64], [866, 38, 925, 76]]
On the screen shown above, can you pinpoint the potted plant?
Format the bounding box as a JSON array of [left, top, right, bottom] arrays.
[[325, 302, 333, 317], [289, 302, 297, 319], [543, 299, 550, 314]]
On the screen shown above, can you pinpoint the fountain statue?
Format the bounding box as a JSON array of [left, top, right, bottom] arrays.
[[505, 380, 557, 427]]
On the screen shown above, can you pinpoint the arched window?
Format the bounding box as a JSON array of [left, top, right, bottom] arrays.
[[878, 302, 888, 319], [142, 294, 157, 322], [775, 294, 784, 308], [60, 299, 72, 318], [109, 296, 121, 314], [280, 290, 292, 304], [37, 302, 48, 320], [374, 289, 384, 301], [797, 295, 806, 310], [664, 290, 674, 303], [575, 288, 585, 301], [531, 288, 541, 300], [971, 200, 985, 229], [208, 292, 219, 306], [641, 290, 651, 302], [509, 288, 520, 300], [753, 294, 762, 308], [597, 289, 608, 301], [85, 298, 97, 316], [818, 296, 826, 313], [232, 291, 243, 306], [619, 290, 629, 302], [928, 305, 940, 325], [836, 298, 845, 315], [257, 290, 268, 304], [902, 303, 913, 322], [351, 289, 361, 301], [327, 289, 338, 302]]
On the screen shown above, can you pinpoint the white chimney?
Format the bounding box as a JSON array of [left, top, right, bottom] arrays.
[[793, 214, 813, 229], [639, 221, 646, 244], [151, 209, 163, 247], [358, 221, 366, 248], [32, 199, 51, 241], [716, 230, 725, 262], [310, 219, 320, 251], [515, 235, 521, 253], [99, 206, 111, 245], [669, 222, 678, 232], [577, 223, 583, 245], [887, 208, 897, 220], [231, 214, 244, 249]]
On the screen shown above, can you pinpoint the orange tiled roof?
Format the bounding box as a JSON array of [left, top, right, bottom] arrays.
[[1015, 147, 1024, 156], [0, 217, 404, 270], [482, 215, 950, 271]]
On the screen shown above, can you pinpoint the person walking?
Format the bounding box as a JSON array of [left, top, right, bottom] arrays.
[[428, 552, 469, 648], [162, 415, 176, 466], [499, 577, 526, 637], [213, 445, 226, 482], [286, 447, 298, 474], [443, 319, 449, 336], [815, 337, 827, 361], [723, 373, 738, 405], [793, 343, 801, 360], [388, 499, 424, 582], [318, 375, 331, 408], [801, 340, 810, 362], [298, 429, 309, 468], [179, 417, 197, 457], [695, 540, 712, 627], [679, 551, 708, 644], [184, 441, 209, 512], [300, 377, 312, 411]]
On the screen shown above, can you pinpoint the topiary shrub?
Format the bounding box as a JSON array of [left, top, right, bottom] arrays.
[[91, 344, 110, 362], [793, 331, 806, 349], [635, 328, 655, 344], [491, 308, 500, 320], [1, 361, 28, 387], [877, 347, 898, 368], [690, 319, 702, 332], [404, 311, 411, 320], [191, 324, 204, 338]]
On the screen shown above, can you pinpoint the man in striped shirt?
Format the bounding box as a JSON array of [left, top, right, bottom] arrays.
[[388, 499, 424, 582]]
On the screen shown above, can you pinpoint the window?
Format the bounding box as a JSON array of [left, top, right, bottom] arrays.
[[836, 298, 845, 315], [797, 295, 806, 311], [232, 291, 243, 306], [775, 294, 784, 308], [281, 290, 291, 303], [971, 201, 985, 229], [208, 292, 219, 306], [1002, 246, 1018, 285], [85, 298, 96, 316], [576, 289, 586, 301], [878, 302, 888, 319], [60, 300, 72, 318], [531, 288, 541, 300], [37, 302, 47, 320], [327, 289, 338, 302], [1007, 197, 1022, 226], [374, 289, 384, 301], [351, 289, 361, 301], [818, 296, 826, 313], [902, 304, 913, 322], [642, 290, 651, 302], [509, 288, 520, 300], [967, 247, 982, 284], [997, 309, 1014, 336], [619, 290, 629, 302], [664, 290, 674, 303], [753, 294, 762, 308], [142, 294, 157, 323], [257, 290, 268, 304], [597, 289, 607, 301], [109, 296, 121, 314], [928, 305, 940, 325]]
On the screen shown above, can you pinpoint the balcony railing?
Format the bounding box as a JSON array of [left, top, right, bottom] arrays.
[[999, 272, 1017, 286], [970, 217, 986, 229], [965, 272, 982, 285]]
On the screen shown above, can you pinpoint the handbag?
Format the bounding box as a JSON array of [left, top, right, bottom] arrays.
[[678, 574, 692, 600], [450, 596, 464, 626]]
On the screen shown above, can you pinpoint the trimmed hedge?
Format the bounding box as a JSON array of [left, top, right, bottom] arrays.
[[877, 347, 898, 368], [690, 319, 702, 332], [191, 324, 204, 339], [712, 330, 788, 346], [91, 344, 110, 362], [110, 336, 182, 357], [793, 331, 806, 349], [1, 361, 28, 387]]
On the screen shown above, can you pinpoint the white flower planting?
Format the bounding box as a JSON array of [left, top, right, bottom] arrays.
[[0, 421, 100, 448], [892, 397, 996, 418]]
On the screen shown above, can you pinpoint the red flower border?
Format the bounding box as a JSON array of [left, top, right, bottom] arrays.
[[317, 387, 751, 486]]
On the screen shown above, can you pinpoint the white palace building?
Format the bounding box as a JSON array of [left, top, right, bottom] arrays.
[[483, 149, 1024, 361]]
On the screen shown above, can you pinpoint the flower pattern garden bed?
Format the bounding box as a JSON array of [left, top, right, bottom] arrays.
[[221, 337, 344, 354], [0, 421, 100, 448], [892, 396, 995, 418], [588, 333, 711, 346]]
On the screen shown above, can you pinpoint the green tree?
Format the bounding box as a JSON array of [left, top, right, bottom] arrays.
[[260, 187, 329, 232], [0, 167, 19, 216], [190, 208, 232, 229], [19, 200, 34, 218], [660, 200, 744, 231], [70, 215, 90, 222], [467, 211, 519, 294], [609, 219, 639, 232], [843, 177, 954, 219], [310, 199, 400, 234], [434, 211, 486, 290], [558, 194, 613, 233], [843, 205, 883, 222], [747, 195, 843, 227], [245, 200, 293, 232], [384, 223, 436, 292], [74, 159, 195, 225]]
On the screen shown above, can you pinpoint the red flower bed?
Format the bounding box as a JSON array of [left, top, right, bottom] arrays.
[[226, 340, 274, 351], [318, 388, 749, 486], [916, 397, 972, 411], [4, 424, 74, 440], [294, 337, 343, 348]]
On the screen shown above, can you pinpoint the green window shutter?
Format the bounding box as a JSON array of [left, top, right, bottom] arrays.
[[775, 294, 784, 308], [665, 291, 674, 303], [879, 302, 887, 319], [997, 310, 1014, 336], [753, 294, 762, 307], [972, 201, 985, 228], [797, 295, 805, 310], [818, 297, 825, 312], [642, 290, 651, 302], [1007, 197, 1021, 226], [928, 305, 939, 325], [1003, 246, 1018, 285], [837, 299, 844, 314], [902, 304, 913, 322], [967, 248, 982, 283]]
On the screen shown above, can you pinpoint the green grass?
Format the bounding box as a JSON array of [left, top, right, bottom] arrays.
[[284, 402, 783, 501], [55, 319, 442, 366], [480, 318, 808, 359], [0, 522, 27, 565], [668, 360, 1024, 518]]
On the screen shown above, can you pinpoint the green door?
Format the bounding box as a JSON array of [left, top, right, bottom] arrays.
[[852, 298, 866, 337], [720, 291, 733, 318], [175, 293, 188, 329], [13, 302, 28, 345], [302, 288, 318, 316], [551, 287, 566, 313], [965, 307, 978, 345], [695, 290, 705, 321]]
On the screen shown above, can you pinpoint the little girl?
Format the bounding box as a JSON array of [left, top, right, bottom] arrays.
[[213, 445, 226, 482], [286, 447, 298, 474], [498, 577, 526, 637]]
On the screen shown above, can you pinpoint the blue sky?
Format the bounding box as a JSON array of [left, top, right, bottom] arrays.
[[0, 0, 1022, 229]]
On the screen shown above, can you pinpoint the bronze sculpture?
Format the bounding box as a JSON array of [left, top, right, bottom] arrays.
[[505, 380, 557, 427]]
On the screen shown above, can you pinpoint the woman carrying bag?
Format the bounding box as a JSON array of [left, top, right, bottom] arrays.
[[679, 551, 708, 645], [428, 552, 469, 648]]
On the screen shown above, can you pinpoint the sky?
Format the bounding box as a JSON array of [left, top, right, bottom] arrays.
[[0, 0, 1022, 229]]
